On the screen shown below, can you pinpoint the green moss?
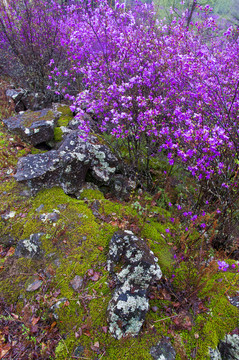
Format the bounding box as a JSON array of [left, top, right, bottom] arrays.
[[57, 105, 73, 117], [54, 127, 63, 142], [141, 222, 174, 274], [79, 189, 105, 200], [56, 106, 73, 127], [21, 110, 54, 127]]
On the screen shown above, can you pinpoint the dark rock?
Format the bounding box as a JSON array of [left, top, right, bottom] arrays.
[[107, 230, 162, 339], [150, 338, 176, 360], [73, 345, 85, 358], [59, 131, 117, 184], [0, 234, 17, 248], [40, 211, 60, 223], [228, 295, 239, 310], [2, 108, 59, 146], [15, 131, 118, 196], [110, 174, 136, 200], [15, 233, 44, 259], [218, 334, 239, 360], [6, 88, 56, 112]]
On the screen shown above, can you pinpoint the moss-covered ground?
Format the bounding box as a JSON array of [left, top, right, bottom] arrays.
[[0, 106, 238, 360]]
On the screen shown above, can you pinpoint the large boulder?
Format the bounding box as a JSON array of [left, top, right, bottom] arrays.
[[2, 108, 59, 146], [14, 131, 118, 196], [107, 230, 162, 339]]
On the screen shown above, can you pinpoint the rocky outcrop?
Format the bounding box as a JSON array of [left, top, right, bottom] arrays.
[[2, 108, 59, 146], [14, 131, 118, 196], [107, 230, 162, 339], [6, 88, 58, 112]]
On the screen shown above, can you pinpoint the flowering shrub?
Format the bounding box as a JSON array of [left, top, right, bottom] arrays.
[[56, 1, 238, 180], [0, 0, 69, 100]]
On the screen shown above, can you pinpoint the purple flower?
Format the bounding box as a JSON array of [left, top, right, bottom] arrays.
[[217, 260, 229, 271], [165, 228, 170, 233]]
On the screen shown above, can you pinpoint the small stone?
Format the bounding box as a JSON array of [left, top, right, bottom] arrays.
[[150, 338, 176, 360], [73, 345, 84, 358], [26, 278, 43, 292], [70, 275, 83, 291], [15, 233, 44, 259], [151, 306, 158, 313]]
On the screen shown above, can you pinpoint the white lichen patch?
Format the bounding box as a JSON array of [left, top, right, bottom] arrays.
[[22, 239, 38, 253], [2, 211, 16, 220], [65, 165, 71, 173]]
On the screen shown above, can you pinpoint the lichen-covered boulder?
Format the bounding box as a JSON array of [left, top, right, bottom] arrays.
[[58, 131, 117, 184], [14, 148, 89, 195], [14, 130, 118, 196], [15, 233, 44, 259], [2, 108, 59, 145], [107, 230, 162, 339]]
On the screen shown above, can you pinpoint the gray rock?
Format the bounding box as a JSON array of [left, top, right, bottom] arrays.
[[14, 131, 118, 196], [209, 347, 222, 360], [73, 345, 85, 358], [70, 275, 83, 291], [15, 233, 44, 259], [6, 88, 56, 111], [2, 108, 59, 146], [26, 278, 43, 292], [107, 230, 162, 339], [228, 295, 239, 310], [150, 338, 176, 360], [110, 174, 136, 200], [50, 297, 68, 319], [218, 334, 239, 360], [0, 234, 17, 248]]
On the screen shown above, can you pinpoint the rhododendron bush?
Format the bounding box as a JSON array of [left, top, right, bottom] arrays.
[[54, 1, 238, 186], [0, 0, 69, 98]]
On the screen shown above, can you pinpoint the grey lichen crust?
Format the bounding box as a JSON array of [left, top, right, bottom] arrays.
[[107, 231, 162, 339]]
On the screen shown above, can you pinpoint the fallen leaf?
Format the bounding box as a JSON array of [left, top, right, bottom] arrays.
[[88, 269, 94, 276], [50, 322, 57, 329], [0, 344, 11, 359], [97, 246, 103, 251], [90, 272, 100, 282], [10, 313, 19, 320], [102, 326, 108, 334], [31, 317, 40, 326], [6, 247, 15, 257], [83, 330, 91, 337]]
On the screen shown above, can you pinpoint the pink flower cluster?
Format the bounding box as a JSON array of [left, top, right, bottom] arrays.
[[56, 0, 238, 185]]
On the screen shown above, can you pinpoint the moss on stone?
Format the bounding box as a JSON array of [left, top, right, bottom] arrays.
[[79, 189, 105, 200], [53, 127, 63, 142], [57, 105, 73, 117], [21, 110, 55, 127]]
